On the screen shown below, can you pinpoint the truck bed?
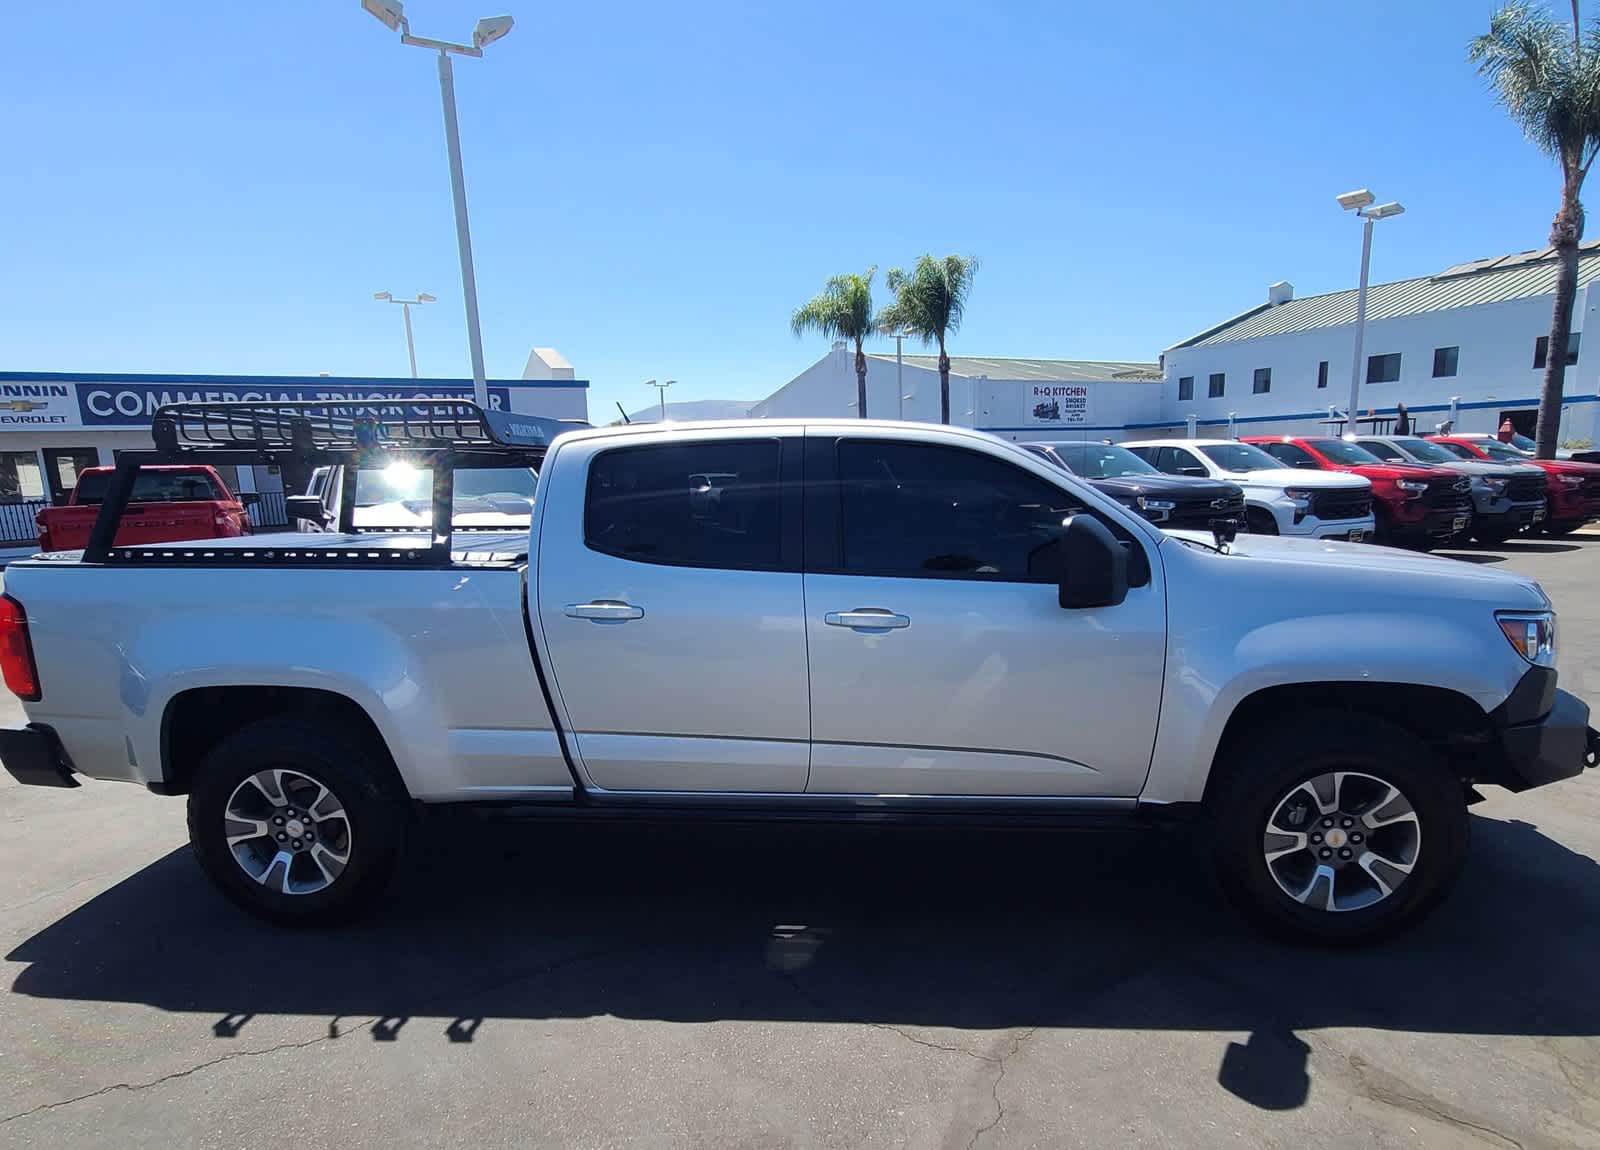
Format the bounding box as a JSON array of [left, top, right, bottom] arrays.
[[30, 528, 533, 568]]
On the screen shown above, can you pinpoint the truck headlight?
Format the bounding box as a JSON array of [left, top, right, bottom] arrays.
[[1558, 474, 1586, 487], [1136, 496, 1175, 521], [1283, 487, 1313, 523], [1395, 479, 1427, 499], [1497, 610, 1556, 667]]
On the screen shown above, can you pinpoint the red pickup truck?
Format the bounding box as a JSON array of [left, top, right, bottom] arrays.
[[1429, 435, 1600, 535], [35, 465, 255, 552], [1243, 435, 1474, 548]]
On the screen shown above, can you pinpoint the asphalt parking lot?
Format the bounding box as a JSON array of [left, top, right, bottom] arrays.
[[1, 539, 1598, 1149]]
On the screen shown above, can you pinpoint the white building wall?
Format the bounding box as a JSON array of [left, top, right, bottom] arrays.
[[752, 348, 1170, 439], [1160, 289, 1600, 446]]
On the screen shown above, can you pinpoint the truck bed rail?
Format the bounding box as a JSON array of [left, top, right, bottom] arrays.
[[83, 400, 575, 567]]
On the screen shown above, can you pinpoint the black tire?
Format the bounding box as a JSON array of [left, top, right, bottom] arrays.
[[187, 716, 409, 925], [1471, 526, 1515, 545], [1543, 519, 1583, 536], [1207, 711, 1469, 945], [1244, 507, 1279, 536]]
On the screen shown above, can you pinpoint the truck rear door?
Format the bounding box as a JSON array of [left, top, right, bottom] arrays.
[[533, 430, 809, 792]]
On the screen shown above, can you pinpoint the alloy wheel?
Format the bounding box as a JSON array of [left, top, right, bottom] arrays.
[[1261, 770, 1421, 912], [223, 768, 354, 895]]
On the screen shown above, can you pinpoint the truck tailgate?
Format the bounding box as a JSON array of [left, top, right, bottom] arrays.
[[38, 502, 230, 552]]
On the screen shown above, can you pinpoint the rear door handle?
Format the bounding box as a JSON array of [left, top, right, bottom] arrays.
[[825, 609, 910, 630], [564, 601, 644, 621]]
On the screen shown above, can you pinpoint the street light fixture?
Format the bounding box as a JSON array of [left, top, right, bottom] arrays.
[[359, 1, 515, 411], [373, 291, 436, 378], [1338, 187, 1406, 434], [889, 328, 912, 420], [646, 378, 673, 421]]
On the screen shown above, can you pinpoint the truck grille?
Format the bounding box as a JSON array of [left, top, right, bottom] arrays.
[[1508, 474, 1546, 502], [1169, 492, 1244, 527], [1311, 489, 1372, 521], [1424, 478, 1473, 515]]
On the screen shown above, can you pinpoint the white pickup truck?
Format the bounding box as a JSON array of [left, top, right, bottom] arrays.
[[0, 404, 1593, 944]]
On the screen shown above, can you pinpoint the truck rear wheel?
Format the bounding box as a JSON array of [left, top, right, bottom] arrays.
[[187, 716, 408, 925], [1207, 712, 1468, 944]]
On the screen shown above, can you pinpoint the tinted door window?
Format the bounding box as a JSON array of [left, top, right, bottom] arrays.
[[1154, 446, 1202, 475], [836, 440, 1084, 582], [1356, 439, 1405, 462], [585, 440, 783, 570], [1262, 442, 1320, 469]]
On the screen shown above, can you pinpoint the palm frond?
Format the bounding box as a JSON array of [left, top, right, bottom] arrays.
[[791, 267, 877, 343], [877, 254, 980, 343], [1471, 3, 1600, 176]]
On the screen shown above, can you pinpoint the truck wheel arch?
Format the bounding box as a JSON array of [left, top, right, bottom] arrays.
[[1203, 681, 1496, 805], [158, 686, 406, 799]]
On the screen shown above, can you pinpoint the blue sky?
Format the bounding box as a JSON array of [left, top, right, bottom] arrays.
[[0, 1, 1577, 421]]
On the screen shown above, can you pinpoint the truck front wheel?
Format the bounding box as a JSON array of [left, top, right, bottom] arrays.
[[1208, 713, 1469, 944], [187, 716, 408, 925]]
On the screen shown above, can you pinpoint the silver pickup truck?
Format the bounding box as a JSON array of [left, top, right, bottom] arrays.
[[0, 402, 1593, 944]]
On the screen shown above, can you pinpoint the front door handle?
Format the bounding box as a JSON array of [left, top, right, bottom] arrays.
[[565, 601, 644, 622], [825, 609, 910, 630]]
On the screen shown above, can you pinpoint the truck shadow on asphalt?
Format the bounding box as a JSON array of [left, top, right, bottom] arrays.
[[8, 810, 1600, 1110]]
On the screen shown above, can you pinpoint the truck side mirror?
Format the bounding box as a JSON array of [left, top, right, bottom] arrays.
[[1058, 514, 1129, 609], [285, 495, 329, 527], [1179, 465, 1208, 478]]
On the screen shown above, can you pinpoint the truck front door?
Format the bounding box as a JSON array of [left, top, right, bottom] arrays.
[[801, 434, 1166, 798], [534, 432, 810, 793]]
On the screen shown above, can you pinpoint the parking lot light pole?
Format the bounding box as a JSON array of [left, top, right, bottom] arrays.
[[1337, 189, 1405, 434], [646, 379, 673, 420], [373, 291, 436, 378], [359, 2, 514, 410]]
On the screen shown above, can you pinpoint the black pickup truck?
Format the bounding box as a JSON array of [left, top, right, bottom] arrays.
[[1023, 441, 1246, 531]]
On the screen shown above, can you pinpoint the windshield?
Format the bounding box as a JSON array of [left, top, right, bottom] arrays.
[[1467, 439, 1527, 462], [1391, 437, 1461, 464], [1048, 443, 1159, 478], [73, 470, 224, 505], [1305, 438, 1383, 466], [354, 464, 537, 510], [1198, 443, 1286, 472]]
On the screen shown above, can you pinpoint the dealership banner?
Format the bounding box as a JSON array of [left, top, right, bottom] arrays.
[[1025, 383, 1091, 425], [77, 382, 513, 427]]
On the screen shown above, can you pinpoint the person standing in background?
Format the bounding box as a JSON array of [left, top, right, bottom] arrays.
[[1498, 418, 1516, 442], [1394, 403, 1412, 435]]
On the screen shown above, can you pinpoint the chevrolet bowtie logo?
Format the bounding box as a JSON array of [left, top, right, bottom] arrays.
[[2, 399, 46, 412]]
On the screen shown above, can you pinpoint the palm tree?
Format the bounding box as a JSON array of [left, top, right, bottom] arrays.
[[1472, 3, 1600, 457], [878, 255, 979, 424], [791, 268, 877, 418]]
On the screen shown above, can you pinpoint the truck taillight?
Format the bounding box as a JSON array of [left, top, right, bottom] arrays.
[[34, 509, 50, 551], [0, 595, 41, 701]]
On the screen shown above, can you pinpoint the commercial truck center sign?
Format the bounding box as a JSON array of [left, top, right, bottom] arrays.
[[1026, 383, 1091, 425], [78, 382, 514, 426]]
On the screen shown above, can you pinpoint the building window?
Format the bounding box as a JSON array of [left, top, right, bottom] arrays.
[[1432, 346, 1459, 378], [1366, 353, 1401, 384], [1252, 367, 1271, 395], [1177, 375, 1194, 401], [1533, 332, 1581, 368], [0, 452, 44, 502], [1208, 372, 1225, 398], [1317, 360, 1329, 389]]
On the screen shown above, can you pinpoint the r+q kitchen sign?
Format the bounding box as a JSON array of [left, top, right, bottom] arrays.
[[1025, 384, 1090, 426]]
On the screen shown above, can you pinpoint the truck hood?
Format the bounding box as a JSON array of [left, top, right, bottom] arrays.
[[1088, 475, 1240, 501], [1425, 459, 1544, 480], [1162, 530, 1548, 602], [1214, 468, 1370, 491]]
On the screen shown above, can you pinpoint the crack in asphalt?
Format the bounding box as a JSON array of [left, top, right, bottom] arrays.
[[965, 1028, 1039, 1150], [1345, 1052, 1528, 1150], [0, 1021, 379, 1129], [866, 1023, 997, 1063], [0, 941, 629, 1129]]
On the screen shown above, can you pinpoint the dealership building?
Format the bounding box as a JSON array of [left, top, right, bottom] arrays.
[[1161, 240, 1600, 445], [753, 240, 1600, 453], [0, 349, 586, 546], [749, 347, 1168, 439]]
